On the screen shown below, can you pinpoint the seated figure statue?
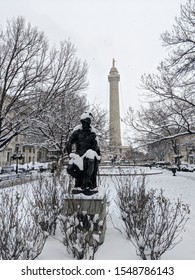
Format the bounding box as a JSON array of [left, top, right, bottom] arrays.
[[66, 112, 101, 193]]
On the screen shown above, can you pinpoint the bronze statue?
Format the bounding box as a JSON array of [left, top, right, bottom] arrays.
[[66, 112, 101, 195]]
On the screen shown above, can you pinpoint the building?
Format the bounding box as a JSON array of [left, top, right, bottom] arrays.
[[0, 134, 38, 167], [148, 134, 195, 165], [165, 135, 195, 164], [0, 92, 39, 167]]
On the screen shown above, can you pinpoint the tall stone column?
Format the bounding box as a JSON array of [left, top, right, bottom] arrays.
[[108, 59, 121, 150]]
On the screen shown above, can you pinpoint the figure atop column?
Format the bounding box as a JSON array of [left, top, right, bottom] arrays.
[[112, 58, 116, 68]]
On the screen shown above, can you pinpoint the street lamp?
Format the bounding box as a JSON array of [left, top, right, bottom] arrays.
[[11, 144, 24, 174], [174, 154, 183, 170]]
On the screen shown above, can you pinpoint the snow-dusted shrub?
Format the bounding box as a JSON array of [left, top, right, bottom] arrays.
[[116, 175, 190, 260], [27, 175, 68, 235], [59, 209, 103, 260], [0, 189, 48, 260]]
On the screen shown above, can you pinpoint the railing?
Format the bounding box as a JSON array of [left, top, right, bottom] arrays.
[[0, 173, 27, 182], [0, 172, 38, 189]]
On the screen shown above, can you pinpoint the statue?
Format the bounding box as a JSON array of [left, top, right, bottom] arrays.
[[66, 112, 101, 195], [112, 58, 116, 67]]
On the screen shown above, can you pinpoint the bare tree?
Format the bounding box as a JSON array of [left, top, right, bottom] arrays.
[[161, 0, 195, 82], [147, 141, 170, 162], [90, 103, 109, 153], [143, 0, 195, 110], [0, 17, 88, 153], [26, 101, 108, 176], [125, 0, 195, 150], [27, 90, 88, 174], [140, 64, 195, 141], [124, 145, 147, 165], [125, 81, 194, 162], [0, 16, 49, 151]]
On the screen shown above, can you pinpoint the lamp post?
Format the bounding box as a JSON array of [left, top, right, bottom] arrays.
[[11, 144, 23, 174], [174, 154, 183, 171]]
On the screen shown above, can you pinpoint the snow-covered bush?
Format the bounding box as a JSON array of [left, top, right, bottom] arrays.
[[116, 175, 190, 260], [59, 208, 103, 260], [27, 175, 68, 235], [0, 189, 47, 259]]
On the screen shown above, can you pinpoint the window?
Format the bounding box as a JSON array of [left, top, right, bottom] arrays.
[[7, 152, 10, 162]]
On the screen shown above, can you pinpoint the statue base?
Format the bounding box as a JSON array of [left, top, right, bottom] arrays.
[[64, 190, 106, 244], [71, 188, 98, 196]]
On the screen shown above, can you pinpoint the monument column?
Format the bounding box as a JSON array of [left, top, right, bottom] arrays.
[[108, 59, 121, 150]]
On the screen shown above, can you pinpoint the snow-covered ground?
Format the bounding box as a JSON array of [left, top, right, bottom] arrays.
[[38, 167, 195, 260]]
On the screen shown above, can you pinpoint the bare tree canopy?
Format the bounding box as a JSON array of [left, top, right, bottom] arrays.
[[0, 16, 88, 152], [126, 0, 195, 148], [161, 0, 195, 81]]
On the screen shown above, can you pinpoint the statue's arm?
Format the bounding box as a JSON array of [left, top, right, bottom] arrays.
[[95, 142, 101, 156], [93, 135, 101, 156], [66, 131, 78, 156]]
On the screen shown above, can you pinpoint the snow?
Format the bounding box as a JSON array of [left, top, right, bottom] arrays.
[[37, 167, 195, 260], [0, 165, 194, 260], [80, 112, 93, 120], [69, 150, 101, 171], [69, 153, 84, 170], [73, 124, 97, 134]]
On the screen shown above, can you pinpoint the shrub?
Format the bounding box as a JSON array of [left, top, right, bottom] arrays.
[[116, 175, 190, 260], [0, 189, 47, 259], [27, 175, 67, 235]]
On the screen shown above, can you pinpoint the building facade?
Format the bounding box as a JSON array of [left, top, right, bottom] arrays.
[[0, 135, 38, 167], [165, 135, 195, 164], [148, 135, 195, 165]]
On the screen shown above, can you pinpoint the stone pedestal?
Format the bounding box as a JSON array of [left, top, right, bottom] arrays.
[[64, 193, 107, 244]]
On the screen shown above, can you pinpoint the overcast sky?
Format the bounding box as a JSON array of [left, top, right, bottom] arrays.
[[1, 0, 187, 131]]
